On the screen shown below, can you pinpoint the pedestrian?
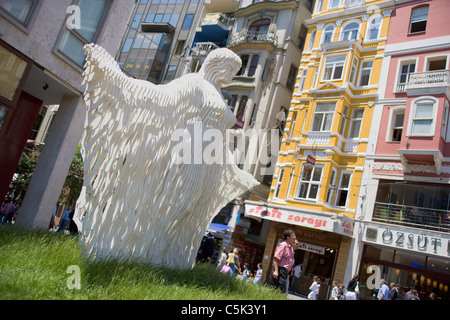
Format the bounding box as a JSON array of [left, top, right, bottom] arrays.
[[289, 263, 302, 294], [216, 247, 228, 271], [406, 289, 420, 300], [429, 292, 436, 300], [345, 274, 359, 300], [330, 280, 339, 300], [198, 232, 215, 263], [242, 263, 250, 281], [377, 279, 390, 300], [308, 276, 320, 300], [337, 284, 345, 300], [0, 198, 14, 224], [57, 209, 71, 232], [226, 247, 241, 277], [68, 209, 78, 235], [389, 282, 398, 300], [253, 263, 263, 285], [272, 229, 296, 294]]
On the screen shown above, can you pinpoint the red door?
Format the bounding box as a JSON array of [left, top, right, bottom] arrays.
[[0, 91, 43, 201]]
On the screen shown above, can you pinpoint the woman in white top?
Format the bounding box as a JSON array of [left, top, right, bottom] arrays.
[[216, 247, 228, 271], [308, 276, 320, 300]]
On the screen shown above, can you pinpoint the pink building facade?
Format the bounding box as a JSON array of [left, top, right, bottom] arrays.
[[347, 0, 450, 300]]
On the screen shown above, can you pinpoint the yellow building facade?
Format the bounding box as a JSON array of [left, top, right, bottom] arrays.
[[245, 0, 394, 298]]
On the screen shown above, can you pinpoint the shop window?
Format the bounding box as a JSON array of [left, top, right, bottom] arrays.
[[409, 6, 429, 34], [312, 102, 336, 132], [295, 164, 323, 200]]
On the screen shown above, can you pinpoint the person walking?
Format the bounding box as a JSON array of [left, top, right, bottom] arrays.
[[0, 198, 15, 224], [253, 263, 263, 285], [227, 247, 241, 277], [345, 274, 359, 300], [57, 209, 71, 232], [330, 280, 339, 300], [308, 276, 320, 300], [198, 232, 215, 263], [242, 263, 250, 281], [289, 263, 302, 294], [389, 283, 398, 300], [272, 229, 296, 293], [377, 279, 390, 300], [216, 247, 228, 271]]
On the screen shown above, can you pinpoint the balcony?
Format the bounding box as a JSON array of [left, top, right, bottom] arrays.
[[320, 31, 364, 50], [373, 202, 450, 232], [190, 42, 219, 58], [405, 70, 450, 96], [227, 31, 278, 49], [343, 0, 365, 9]]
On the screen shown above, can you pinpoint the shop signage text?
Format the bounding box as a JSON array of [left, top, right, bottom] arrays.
[[381, 229, 442, 254], [245, 203, 355, 237], [297, 241, 325, 255], [365, 225, 449, 258]]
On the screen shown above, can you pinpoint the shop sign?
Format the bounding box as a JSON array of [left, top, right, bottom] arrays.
[[297, 241, 325, 255], [364, 224, 450, 258], [245, 202, 354, 237]]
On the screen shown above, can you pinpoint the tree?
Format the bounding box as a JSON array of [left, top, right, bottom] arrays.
[[59, 145, 84, 207]]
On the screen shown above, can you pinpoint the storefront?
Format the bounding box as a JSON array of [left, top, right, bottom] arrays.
[[245, 200, 354, 299], [359, 222, 450, 300]]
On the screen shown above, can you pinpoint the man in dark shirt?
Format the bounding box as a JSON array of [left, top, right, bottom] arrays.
[[199, 232, 216, 262]]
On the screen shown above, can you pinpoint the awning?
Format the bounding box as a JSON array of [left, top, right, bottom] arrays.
[[207, 223, 232, 234]]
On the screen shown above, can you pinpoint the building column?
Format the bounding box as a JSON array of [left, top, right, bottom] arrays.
[[17, 95, 85, 230], [262, 221, 278, 281]]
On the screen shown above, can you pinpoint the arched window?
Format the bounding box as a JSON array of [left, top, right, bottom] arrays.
[[322, 25, 335, 43], [367, 15, 382, 40], [341, 22, 360, 41], [248, 19, 271, 40]]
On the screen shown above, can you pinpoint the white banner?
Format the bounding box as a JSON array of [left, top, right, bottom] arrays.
[[297, 241, 326, 255], [245, 201, 354, 237]]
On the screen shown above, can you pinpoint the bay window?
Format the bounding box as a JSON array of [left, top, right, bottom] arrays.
[[295, 164, 323, 200]]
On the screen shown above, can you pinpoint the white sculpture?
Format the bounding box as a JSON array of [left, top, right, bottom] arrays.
[[74, 44, 258, 269]]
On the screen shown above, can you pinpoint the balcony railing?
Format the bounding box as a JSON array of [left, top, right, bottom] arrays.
[[227, 31, 278, 48], [406, 70, 450, 90], [373, 202, 450, 232], [202, 13, 234, 29], [190, 42, 219, 57], [344, 0, 365, 9], [321, 31, 364, 48]]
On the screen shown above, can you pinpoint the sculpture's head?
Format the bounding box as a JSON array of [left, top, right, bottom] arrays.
[[199, 48, 242, 89]]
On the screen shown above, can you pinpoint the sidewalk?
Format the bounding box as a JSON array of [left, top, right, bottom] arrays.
[[287, 292, 308, 300]]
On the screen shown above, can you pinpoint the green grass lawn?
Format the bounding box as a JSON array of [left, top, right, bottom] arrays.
[[0, 227, 285, 300]]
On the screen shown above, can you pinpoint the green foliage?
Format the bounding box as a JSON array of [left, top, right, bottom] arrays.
[[0, 228, 285, 300], [11, 152, 39, 192], [59, 145, 84, 206]]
